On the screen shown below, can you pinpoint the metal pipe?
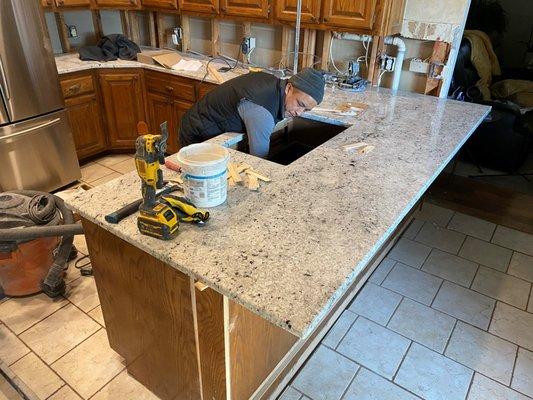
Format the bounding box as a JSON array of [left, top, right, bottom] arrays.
[[292, 0, 302, 74]]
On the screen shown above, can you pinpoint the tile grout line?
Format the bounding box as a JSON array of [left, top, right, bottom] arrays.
[[429, 279, 445, 308], [391, 340, 413, 383], [509, 345, 520, 392], [333, 315, 359, 352], [385, 295, 405, 327], [442, 318, 458, 356], [338, 364, 362, 400], [464, 368, 476, 400]]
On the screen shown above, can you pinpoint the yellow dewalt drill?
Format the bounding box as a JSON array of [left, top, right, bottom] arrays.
[[134, 121, 179, 240]]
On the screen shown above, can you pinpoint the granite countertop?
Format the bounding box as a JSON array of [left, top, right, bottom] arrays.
[[64, 57, 491, 337], [55, 50, 246, 84]]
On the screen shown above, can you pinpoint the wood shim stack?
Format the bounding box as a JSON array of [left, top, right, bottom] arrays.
[[342, 142, 375, 154], [227, 162, 271, 191]]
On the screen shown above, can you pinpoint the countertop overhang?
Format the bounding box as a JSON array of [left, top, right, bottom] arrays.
[[62, 54, 491, 337]]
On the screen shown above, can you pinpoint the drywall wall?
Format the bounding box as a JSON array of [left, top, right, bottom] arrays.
[[401, 0, 469, 43], [63, 10, 97, 49], [100, 10, 123, 36], [189, 16, 212, 55]]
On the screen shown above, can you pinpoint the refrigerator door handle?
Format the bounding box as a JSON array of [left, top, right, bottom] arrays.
[[1, 118, 60, 140], [0, 56, 9, 100]]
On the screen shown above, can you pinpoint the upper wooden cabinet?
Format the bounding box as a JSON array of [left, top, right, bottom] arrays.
[[54, 0, 91, 7], [141, 0, 178, 8], [321, 0, 376, 30], [41, 0, 54, 7], [220, 0, 269, 19], [178, 0, 218, 14], [99, 70, 146, 149], [95, 0, 140, 7], [275, 0, 321, 23]]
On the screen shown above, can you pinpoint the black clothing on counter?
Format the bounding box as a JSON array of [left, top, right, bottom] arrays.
[[78, 34, 140, 62]]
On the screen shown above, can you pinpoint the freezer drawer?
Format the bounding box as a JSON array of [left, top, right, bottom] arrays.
[[0, 110, 81, 192]]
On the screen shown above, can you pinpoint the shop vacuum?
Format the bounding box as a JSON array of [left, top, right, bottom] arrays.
[[0, 191, 84, 299]]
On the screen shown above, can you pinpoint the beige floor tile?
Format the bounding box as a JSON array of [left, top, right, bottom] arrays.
[[88, 306, 105, 327], [80, 163, 115, 183], [0, 373, 24, 400], [471, 266, 531, 309], [0, 294, 68, 334], [382, 263, 442, 305], [110, 159, 136, 174], [414, 202, 454, 227], [529, 292, 533, 313], [402, 218, 425, 240], [459, 236, 512, 272], [95, 154, 132, 167], [489, 302, 533, 351], [447, 212, 496, 241], [73, 235, 88, 256], [52, 330, 124, 399], [10, 353, 63, 399], [422, 248, 478, 287], [492, 226, 533, 257], [48, 385, 83, 400], [89, 172, 122, 188], [445, 322, 517, 385], [468, 373, 530, 400], [91, 370, 159, 400], [19, 304, 99, 364], [388, 238, 432, 269], [368, 257, 396, 285], [64, 253, 88, 284], [349, 283, 402, 325], [512, 347, 533, 398], [64, 277, 99, 313], [0, 324, 30, 365], [508, 252, 533, 283], [415, 222, 466, 254]]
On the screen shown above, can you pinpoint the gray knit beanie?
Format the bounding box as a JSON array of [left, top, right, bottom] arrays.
[[289, 68, 325, 104]]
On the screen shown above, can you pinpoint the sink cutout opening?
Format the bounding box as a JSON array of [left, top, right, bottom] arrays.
[[267, 117, 348, 165]]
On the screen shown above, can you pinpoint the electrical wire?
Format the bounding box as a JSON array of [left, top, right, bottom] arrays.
[[329, 40, 346, 75], [377, 69, 387, 87], [200, 50, 239, 84]]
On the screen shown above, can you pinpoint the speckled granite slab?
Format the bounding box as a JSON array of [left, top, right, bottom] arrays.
[[64, 59, 490, 337]]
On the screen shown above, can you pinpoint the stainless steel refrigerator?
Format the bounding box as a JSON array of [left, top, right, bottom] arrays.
[[0, 0, 81, 192]]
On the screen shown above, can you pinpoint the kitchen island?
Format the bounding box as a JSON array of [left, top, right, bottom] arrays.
[[66, 59, 490, 399]]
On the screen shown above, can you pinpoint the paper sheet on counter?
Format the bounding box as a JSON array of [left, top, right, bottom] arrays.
[[171, 59, 203, 72]]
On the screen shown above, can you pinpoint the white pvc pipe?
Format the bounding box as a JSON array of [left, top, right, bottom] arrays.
[[333, 32, 406, 91], [292, 0, 302, 74]]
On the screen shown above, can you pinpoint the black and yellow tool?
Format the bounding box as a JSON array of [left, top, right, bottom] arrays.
[[134, 121, 179, 240], [160, 195, 210, 224]]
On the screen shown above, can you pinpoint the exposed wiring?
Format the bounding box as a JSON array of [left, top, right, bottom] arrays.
[[201, 50, 239, 84], [364, 37, 370, 69], [329, 40, 346, 75], [377, 69, 387, 87]]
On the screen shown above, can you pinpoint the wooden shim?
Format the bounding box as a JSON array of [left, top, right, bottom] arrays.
[[194, 281, 209, 291], [91, 10, 104, 41], [425, 41, 451, 96], [148, 11, 157, 48], [211, 19, 220, 57], [342, 142, 375, 154], [181, 15, 191, 53], [207, 63, 224, 83], [227, 162, 242, 183], [246, 169, 271, 182], [246, 174, 260, 191], [55, 12, 70, 53], [320, 30, 332, 71], [236, 163, 251, 174]]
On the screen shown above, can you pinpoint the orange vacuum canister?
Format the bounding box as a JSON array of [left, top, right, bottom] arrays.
[[0, 193, 60, 297]]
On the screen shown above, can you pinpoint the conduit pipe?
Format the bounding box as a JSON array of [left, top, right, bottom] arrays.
[[333, 33, 406, 91]]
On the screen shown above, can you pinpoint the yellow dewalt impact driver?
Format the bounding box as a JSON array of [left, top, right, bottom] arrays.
[[134, 121, 180, 240]]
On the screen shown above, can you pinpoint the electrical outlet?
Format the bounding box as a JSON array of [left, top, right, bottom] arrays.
[[172, 27, 182, 46], [409, 58, 430, 74], [67, 25, 78, 38], [348, 61, 360, 76], [241, 37, 256, 55], [380, 55, 396, 72]]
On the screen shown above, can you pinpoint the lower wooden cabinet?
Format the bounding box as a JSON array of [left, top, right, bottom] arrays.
[[146, 91, 193, 154], [99, 70, 147, 149], [65, 93, 107, 160]]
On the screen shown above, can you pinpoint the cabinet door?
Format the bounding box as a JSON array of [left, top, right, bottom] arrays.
[[147, 92, 179, 154], [178, 0, 218, 14], [141, 0, 178, 8], [172, 100, 193, 152], [55, 0, 91, 7], [220, 0, 269, 19], [275, 0, 320, 23], [95, 0, 140, 7], [65, 94, 107, 159], [41, 0, 54, 7], [99, 71, 146, 149], [322, 0, 375, 30], [197, 82, 217, 100]]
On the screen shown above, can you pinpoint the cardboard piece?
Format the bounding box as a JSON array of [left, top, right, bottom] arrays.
[[152, 52, 184, 69], [136, 50, 174, 66]]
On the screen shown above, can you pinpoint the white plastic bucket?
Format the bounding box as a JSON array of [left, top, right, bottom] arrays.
[[176, 143, 230, 208]]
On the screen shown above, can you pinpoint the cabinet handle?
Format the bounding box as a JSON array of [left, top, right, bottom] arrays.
[[165, 85, 174, 92], [68, 83, 81, 94]]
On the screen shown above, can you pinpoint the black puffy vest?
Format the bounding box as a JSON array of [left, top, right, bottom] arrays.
[[179, 72, 286, 146]]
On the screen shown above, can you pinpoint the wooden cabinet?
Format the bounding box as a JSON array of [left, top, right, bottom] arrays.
[[41, 0, 54, 7], [54, 0, 91, 7], [99, 70, 146, 149], [95, 0, 140, 7], [197, 82, 216, 99], [141, 0, 178, 8], [322, 0, 376, 30], [65, 94, 107, 159], [275, 0, 321, 23], [178, 0, 218, 14], [220, 0, 269, 19]]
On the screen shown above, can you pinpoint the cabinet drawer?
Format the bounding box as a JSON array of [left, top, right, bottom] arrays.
[[145, 71, 196, 102], [60, 75, 95, 98]]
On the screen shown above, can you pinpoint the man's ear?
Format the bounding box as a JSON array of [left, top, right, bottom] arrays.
[[285, 82, 292, 95]]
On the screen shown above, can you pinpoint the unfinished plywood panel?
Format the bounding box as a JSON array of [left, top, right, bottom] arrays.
[[212, 18, 221, 56], [250, 23, 284, 67], [91, 10, 104, 40], [195, 285, 227, 400], [148, 11, 157, 47], [54, 12, 71, 53], [81, 220, 201, 400], [228, 299, 298, 400]]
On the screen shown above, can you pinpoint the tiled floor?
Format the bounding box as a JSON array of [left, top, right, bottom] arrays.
[[1, 159, 532, 400], [282, 203, 533, 400]]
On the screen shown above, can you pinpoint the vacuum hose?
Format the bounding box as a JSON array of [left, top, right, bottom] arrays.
[[0, 191, 85, 297]]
